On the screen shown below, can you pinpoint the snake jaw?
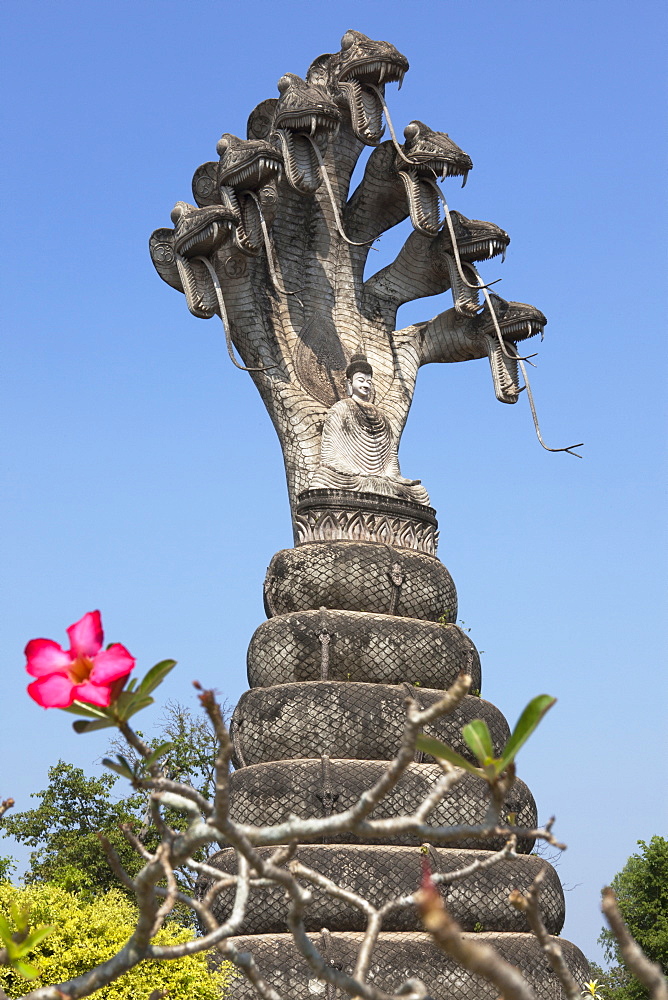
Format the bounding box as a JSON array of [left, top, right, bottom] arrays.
[[338, 80, 386, 144], [273, 129, 323, 195], [464, 295, 547, 401], [217, 135, 284, 192], [169, 201, 238, 259]]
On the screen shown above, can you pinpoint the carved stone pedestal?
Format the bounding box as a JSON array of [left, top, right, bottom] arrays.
[[295, 489, 439, 555], [199, 524, 588, 998]]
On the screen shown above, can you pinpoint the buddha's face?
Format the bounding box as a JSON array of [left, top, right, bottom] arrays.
[[349, 371, 373, 401]]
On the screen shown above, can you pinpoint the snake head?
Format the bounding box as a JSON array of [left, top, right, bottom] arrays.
[[397, 122, 473, 235], [169, 201, 238, 259], [308, 31, 409, 145], [466, 295, 546, 403]]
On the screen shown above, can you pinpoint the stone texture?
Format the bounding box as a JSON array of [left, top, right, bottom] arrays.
[[247, 609, 480, 690]]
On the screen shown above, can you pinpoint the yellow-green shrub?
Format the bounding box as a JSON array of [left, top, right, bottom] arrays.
[[0, 883, 234, 998]]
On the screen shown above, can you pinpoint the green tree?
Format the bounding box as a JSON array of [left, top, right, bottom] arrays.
[[0, 703, 226, 898], [0, 882, 234, 998], [0, 860, 15, 883], [0, 762, 140, 896], [594, 836, 668, 999]]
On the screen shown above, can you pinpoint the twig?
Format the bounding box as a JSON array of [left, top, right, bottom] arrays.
[[601, 887, 668, 999], [509, 868, 580, 999], [419, 872, 536, 1000]]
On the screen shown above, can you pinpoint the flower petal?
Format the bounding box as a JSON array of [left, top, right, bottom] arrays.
[[28, 673, 76, 708], [71, 681, 112, 708], [90, 644, 135, 684], [67, 611, 103, 658], [25, 639, 71, 678]]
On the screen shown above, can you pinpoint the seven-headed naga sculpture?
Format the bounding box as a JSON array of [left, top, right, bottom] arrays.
[[150, 29, 581, 544]]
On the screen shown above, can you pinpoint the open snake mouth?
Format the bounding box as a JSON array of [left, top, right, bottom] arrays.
[[273, 109, 340, 135], [477, 297, 547, 343], [339, 56, 407, 85], [337, 61, 406, 144], [272, 76, 341, 195], [273, 73, 341, 139], [474, 299, 546, 404], [497, 315, 543, 340], [170, 203, 238, 259], [338, 80, 386, 143], [219, 153, 283, 192], [398, 161, 470, 235], [458, 236, 508, 262], [273, 128, 325, 194], [217, 187, 262, 256]]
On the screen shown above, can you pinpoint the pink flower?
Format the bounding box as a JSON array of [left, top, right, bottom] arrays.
[[25, 611, 135, 709]]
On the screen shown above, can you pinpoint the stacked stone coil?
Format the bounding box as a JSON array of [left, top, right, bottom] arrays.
[[199, 538, 588, 997]]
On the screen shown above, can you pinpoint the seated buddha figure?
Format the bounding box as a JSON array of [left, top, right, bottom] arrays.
[[309, 354, 430, 506]]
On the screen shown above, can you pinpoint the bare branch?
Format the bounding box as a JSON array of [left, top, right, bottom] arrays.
[[150, 844, 179, 934], [149, 857, 251, 959], [601, 887, 668, 1000], [140, 778, 213, 817], [96, 832, 137, 890], [196, 686, 234, 826], [0, 798, 14, 819], [509, 868, 580, 999], [419, 874, 536, 1000]]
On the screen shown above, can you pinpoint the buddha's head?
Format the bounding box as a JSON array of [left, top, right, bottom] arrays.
[[345, 354, 374, 402]]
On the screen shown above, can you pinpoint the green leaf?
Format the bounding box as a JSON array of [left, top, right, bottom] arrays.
[[61, 702, 110, 720], [116, 695, 154, 722], [497, 695, 556, 772], [142, 742, 175, 770], [416, 736, 484, 777], [8, 902, 28, 933], [101, 758, 135, 779], [72, 717, 118, 734], [137, 659, 177, 697], [14, 959, 40, 980], [19, 925, 54, 951], [0, 911, 12, 943], [462, 719, 495, 765]]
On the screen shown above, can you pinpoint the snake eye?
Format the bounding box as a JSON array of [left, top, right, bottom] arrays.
[[277, 74, 291, 94], [216, 134, 230, 156], [489, 294, 508, 316], [403, 122, 419, 143], [170, 201, 187, 225], [340, 31, 355, 50]]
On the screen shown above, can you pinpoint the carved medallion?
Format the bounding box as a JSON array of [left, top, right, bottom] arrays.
[[247, 99, 278, 141], [223, 255, 248, 278], [192, 162, 220, 207], [294, 314, 348, 407]]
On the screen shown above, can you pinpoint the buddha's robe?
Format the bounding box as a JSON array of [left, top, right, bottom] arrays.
[[309, 397, 430, 505]]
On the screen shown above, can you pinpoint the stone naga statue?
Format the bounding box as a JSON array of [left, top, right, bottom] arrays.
[[150, 29, 574, 538]]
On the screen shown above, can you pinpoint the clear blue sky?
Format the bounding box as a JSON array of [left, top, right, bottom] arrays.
[[2, 0, 666, 968]]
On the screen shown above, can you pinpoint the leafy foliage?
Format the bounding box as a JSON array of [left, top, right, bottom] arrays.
[[416, 694, 556, 784], [0, 762, 141, 895], [587, 962, 636, 997], [0, 859, 15, 883], [0, 883, 234, 998], [593, 836, 668, 999], [0, 899, 53, 980], [0, 703, 226, 898], [61, 661, 177, 734]]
